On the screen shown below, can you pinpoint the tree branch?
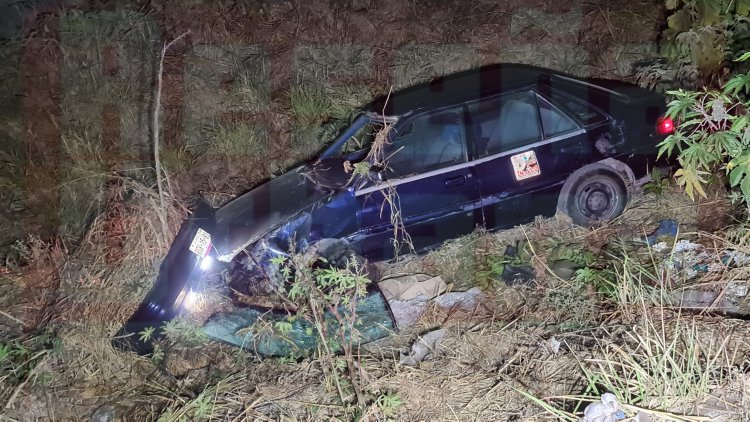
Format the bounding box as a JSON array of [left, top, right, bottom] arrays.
[[153, 31, 189, 242]]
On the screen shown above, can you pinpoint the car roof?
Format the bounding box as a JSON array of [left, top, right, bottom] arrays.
[[365, 63, 569, 117]]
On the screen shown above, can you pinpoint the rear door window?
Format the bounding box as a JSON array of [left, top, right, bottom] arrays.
[[536, 94, 580, 138], [468, 90, 542, 157]]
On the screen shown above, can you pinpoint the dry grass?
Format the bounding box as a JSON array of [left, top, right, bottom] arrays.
[[392, 44, 481, 88]]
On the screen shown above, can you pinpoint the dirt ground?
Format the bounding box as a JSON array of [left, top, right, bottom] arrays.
[[9, 1, 750, 421]]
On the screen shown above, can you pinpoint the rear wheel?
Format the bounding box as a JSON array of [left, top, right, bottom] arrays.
[[563, 168, 628, 226]]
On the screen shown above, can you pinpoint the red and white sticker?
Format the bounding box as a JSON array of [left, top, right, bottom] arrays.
[[189, 228, 212, 257], [510, 150, 541, 181]]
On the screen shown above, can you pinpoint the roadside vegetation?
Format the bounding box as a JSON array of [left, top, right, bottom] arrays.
[[2, 0, 750, 421]]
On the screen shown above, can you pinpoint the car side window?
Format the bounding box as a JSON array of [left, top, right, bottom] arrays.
[[386, 107, 468, 178], [536, 94, 580, 138], [468, 90, 542, 157], [549, 91, 608, 126]]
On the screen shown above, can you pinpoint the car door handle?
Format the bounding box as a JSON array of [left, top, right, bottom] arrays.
[[444, 175, 466, 188]]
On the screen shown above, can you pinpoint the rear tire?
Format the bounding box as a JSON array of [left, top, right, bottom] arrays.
[[562, 168, 628, 226]]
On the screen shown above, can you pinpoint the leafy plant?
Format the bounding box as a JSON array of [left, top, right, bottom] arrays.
[[642, 167, 672, 197], [272, 253, 371, 407], [636, 0, 750, 88], [477, 252, 527, 287], [375, 392, 403, 417], [555, 245, 595, 267], [0, 332, 61, 393], [138, 326, 155, 343], [162, 318, 208, 346], [151, 344, 165, 363], [663, 1, 749, 73], [658, 53, 750, 205], [572, 267, 602, 285]]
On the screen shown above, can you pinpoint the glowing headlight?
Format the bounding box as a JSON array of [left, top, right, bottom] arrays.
[[200, 255, 214, 271], [183, 289, 199, 310]]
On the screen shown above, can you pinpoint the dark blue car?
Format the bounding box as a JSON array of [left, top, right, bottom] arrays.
[[117, 64, 673, 350]]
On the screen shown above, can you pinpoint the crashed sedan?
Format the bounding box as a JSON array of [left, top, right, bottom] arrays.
[[116, 63, 672, 352]]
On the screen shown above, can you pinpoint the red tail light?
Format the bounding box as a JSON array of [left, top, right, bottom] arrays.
[[656, 116, 675, 136]]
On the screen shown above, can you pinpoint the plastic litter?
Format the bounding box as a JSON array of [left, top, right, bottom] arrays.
[[658, 239, 750, 279], [582, 393, 625, 422], [499, 243, 536, 285], [399, 328, 446, 366], [728, 281, 749, 297], [541, 336, 561, 354], [502, 265, 536, 285], [645, 219, 678, 246]]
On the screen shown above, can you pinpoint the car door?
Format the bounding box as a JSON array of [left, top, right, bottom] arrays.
[[349, 105, 482, 261], [468, 89, 589, 230]]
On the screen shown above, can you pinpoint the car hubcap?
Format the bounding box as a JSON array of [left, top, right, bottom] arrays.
[[578, 180, 617, 219]]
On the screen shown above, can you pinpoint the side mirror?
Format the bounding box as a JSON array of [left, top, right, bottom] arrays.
[[369, 165, 387, 182]]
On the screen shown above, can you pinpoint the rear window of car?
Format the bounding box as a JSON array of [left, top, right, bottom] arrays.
[[548, 91, 608, 126]]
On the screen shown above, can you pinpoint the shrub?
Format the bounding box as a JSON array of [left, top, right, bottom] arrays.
[[658, 52, 750, 205]]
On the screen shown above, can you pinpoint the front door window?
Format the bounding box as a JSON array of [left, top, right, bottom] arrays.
[[386, 106, 468, 178]]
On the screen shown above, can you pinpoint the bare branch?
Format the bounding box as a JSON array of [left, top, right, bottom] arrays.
[[153, 31, 189, 242]]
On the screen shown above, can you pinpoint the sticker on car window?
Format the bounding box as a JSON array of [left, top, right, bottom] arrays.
[[511, 150, 541, 181]]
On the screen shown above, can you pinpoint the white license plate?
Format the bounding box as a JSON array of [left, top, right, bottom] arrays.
[[188, 228, 212, 256]]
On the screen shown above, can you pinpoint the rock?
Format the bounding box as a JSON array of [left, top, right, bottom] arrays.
[[432, 287, 484, 310], [399, 328, 446, 366], [164, 347, 212, 378], [674, 289, 741, 315], [387, 296, 429, 328], [549, 259, 578, 280], [90, 404, 122, 422]]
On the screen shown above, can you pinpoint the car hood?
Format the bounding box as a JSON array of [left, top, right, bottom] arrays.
[[212, 166, 329, 261]]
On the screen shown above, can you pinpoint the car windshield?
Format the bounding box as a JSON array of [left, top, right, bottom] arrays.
[[323, 116, 387, 160], [307, 115, 390, 189]]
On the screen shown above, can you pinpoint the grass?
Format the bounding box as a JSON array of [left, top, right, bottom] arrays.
[[500, 42, 590, 76], [509, 7, 582, 37], [294, 44, 372, 83], [290, 84, 332, 124], [581, 314, 732, 411], [184, 45, 269, 120], [59, 131, 108, 242], [392, 44, 480, 88], [189, 123, 267, 159], [230, 68, 271, 113], [290, 116, 361, 162], [8, 177, 750, 420]]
